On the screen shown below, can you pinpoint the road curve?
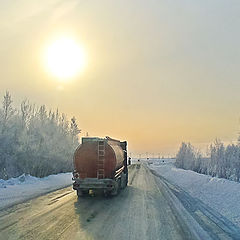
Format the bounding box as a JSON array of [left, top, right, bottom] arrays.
[[0, 163, 236, 240]]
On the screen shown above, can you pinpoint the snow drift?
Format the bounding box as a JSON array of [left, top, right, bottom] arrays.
[[0, 172, 72, 210], [149, 159, 240, 227]]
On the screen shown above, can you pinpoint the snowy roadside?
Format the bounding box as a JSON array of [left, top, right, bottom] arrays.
[[0, 173, 73, 210], [148, 159, 240, 228]]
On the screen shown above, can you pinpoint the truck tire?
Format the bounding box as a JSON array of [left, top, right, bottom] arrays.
[[125, 172, 128, 187], [103, 190, 111, 197], [77, 190, 88, 197], [111, 178, 120, 196], [120, 173, 127, 189]]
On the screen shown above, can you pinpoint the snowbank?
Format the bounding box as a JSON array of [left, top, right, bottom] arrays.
[[149, 159, 240, 227], [0, 172, 72, 210]]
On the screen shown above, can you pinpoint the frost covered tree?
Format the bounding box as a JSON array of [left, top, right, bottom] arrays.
[[175, 142, 196, 170], [0, 92, 81, 179], [176, 138, 240, 183], [0, 91, 20, 179], [1, 91, 15, 131], [225, 145, 240, 181], [209, 139, 225, 178], [70, 116, 80, 143], [20, 99, 32, 128]]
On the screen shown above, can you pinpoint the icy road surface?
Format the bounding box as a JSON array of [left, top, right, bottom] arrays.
[[1, 164, 240, 240]]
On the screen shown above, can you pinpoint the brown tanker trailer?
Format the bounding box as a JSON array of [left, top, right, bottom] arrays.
[[72, 136, 128, 197]]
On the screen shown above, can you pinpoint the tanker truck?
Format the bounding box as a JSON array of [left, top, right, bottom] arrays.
[[72, 136, 128, 197]]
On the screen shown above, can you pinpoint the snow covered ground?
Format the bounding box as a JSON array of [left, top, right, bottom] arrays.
[[2, 158, 240, 230], [0, 172, 72, 210], [148, 158, 240, 228]]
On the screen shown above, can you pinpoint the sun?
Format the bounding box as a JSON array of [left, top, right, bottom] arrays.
[[44, 37, 86, 81]]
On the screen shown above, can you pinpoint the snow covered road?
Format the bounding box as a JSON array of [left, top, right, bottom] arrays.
[[0, 163, 239, 240]]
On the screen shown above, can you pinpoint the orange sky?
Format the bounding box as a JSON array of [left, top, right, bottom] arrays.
[[0, 0, 240, 156]]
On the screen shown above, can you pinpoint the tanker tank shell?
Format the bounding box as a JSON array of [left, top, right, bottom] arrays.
[[74, 138, 124, 179]]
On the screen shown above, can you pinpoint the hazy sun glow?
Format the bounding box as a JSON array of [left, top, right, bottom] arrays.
[[45, 37, 86, 80]]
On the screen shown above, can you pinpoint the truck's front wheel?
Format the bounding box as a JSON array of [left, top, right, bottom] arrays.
[[120, 172, 128, 189]]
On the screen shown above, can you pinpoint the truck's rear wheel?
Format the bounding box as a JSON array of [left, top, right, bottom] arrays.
[[77, 190, 88, 197], [120, 172, 128, 189], [111, 178, 120, 196], [125, 172, 128, 186]]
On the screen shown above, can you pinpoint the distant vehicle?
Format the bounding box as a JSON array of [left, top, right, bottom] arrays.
[[72, 136, 128, 197]]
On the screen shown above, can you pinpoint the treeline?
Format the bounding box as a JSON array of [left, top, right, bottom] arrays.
[[176, 140, 240, 182], [0, 91, 80, 180]]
